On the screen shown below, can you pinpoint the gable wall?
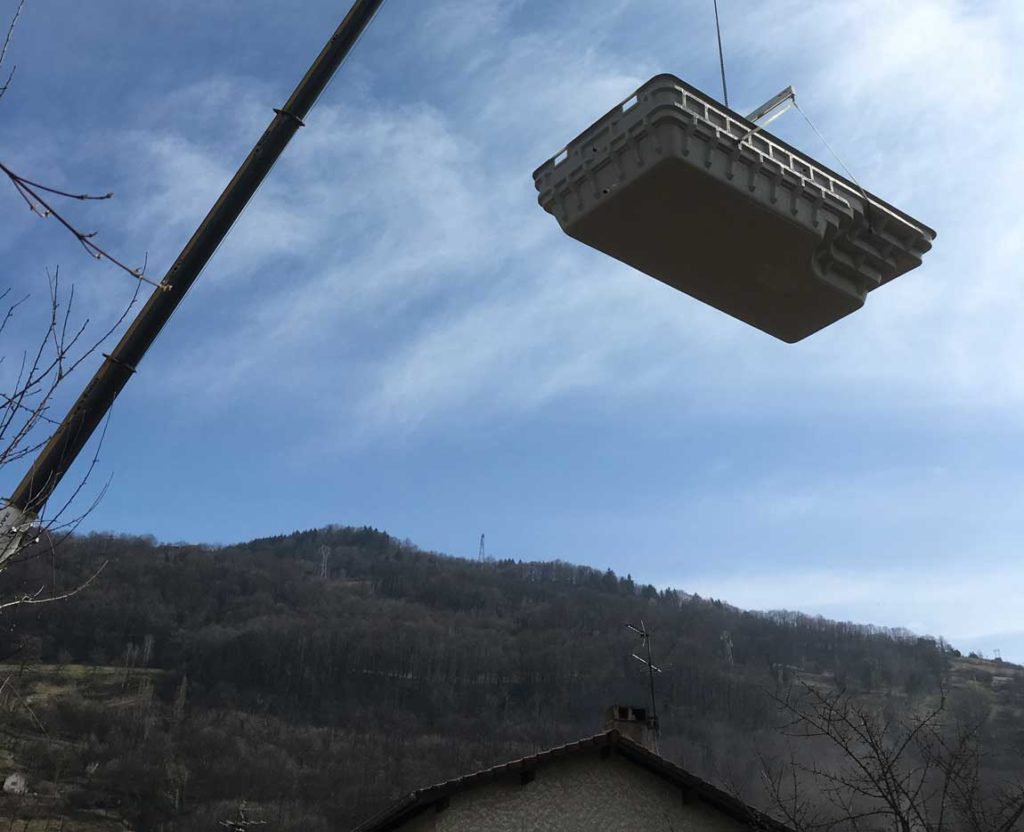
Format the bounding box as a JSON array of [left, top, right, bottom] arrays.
[[399, 751, 751, 832]]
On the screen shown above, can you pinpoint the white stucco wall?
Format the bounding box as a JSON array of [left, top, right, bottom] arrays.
[[399, 752, 751, 832]]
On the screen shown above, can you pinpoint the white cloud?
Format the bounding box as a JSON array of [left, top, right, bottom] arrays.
[[358, 0, 1024, 430], [684, 562, 1024, 656], [4, 1, 1024, 652], [28, 0, 1021, 441], [418, 0, 527, 58], [649, 453, 1024, 657]]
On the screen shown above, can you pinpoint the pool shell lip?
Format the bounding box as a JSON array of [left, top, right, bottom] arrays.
[[533, 72, 937, 246]]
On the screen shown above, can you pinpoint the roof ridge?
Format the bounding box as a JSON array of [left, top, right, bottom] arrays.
[[350, 728, 793, 832]]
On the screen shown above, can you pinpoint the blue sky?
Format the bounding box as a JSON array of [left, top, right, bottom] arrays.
[[2, 0, 1023, 660]]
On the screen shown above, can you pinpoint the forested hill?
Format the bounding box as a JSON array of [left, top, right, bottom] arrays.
[[0, 526, 1020, 830]]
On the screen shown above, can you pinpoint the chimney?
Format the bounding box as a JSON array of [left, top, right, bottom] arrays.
[[605, 704, 659, 753]]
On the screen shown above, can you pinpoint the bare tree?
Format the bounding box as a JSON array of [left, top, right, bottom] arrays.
[[0, 0, 139, 595], [758, 680, 1024, 832], [0, 13, 138, 818]]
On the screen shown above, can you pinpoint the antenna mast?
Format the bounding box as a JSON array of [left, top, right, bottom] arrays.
[[477, 533, 485, 562], [627, 620, 662, 731]]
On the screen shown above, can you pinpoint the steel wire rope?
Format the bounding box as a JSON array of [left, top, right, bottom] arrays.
[[712, 0, 729, 107], [792, 98, 875, 227]]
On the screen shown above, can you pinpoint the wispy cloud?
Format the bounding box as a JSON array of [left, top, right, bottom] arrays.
[[7, 0, 1022, 433], [116, 0, 1020, 438], [665, 453, 1024, 652], [3, 1, 1023, 654], [685, 561, 1024, 654]]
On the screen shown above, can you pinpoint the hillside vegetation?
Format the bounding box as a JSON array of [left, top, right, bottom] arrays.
[[0, 527, 1021, 830]]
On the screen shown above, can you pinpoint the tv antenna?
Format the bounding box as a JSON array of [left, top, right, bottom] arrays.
[[627, 620, 662, 730], [478, 533, 485, 563]]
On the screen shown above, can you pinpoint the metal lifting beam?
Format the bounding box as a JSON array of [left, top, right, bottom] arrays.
[[1, 0, 386, 553]]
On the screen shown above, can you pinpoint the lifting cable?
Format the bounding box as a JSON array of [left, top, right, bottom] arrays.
[[792, 98, 874, 227], [712, 0, 872, 230], [739, 89, 874, 227], [712, 0, 729, 107]]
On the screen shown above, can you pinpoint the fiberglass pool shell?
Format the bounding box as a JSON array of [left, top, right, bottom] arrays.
[[532, 74, 935, 343]]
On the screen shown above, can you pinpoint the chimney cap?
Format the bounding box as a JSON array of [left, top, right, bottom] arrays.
[[606, 704, 651, 723], [605, 704, 659, 753]]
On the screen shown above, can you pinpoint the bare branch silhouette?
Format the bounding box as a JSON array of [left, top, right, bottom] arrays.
[[0, 0, 143, 635], [1, 161, 159, 288], [759, 679, 1024, 832], [0, 558, 106, 611], [2, 4, 156, 290], [0, 0, 25, 102], [0, 271, 139, 572]]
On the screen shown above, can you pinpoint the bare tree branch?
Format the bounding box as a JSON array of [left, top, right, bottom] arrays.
[[0, 0, 25, 102], [761, 678, 1024, 832], [1, 161, 159, 289], [0, 269, 140, 575], [0, 558, 105, 611]]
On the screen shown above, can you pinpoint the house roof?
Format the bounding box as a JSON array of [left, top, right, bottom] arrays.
[[350, 729, 794, 832]]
